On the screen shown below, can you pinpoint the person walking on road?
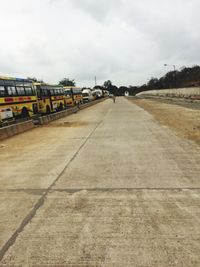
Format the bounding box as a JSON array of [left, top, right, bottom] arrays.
[[113, 95, 116, 103]]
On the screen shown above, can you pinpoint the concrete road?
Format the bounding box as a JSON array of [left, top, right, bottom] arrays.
[[0, 97, 200, 266]]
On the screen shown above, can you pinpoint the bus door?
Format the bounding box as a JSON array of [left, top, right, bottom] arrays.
[[36, 85, 51, 114], [0, 80, 14, 121]]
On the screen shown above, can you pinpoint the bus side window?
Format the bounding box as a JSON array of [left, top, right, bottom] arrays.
[[41, 89, 46, 97], [0, 86, 6, 96], [46, 89, 50, 96], [16, 87, 26, 96], [24, 87, 33, 96], [7, 86, 17, 96], [41, 90, 45, 97]]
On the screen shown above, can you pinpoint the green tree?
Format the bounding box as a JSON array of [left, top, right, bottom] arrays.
[[118, 86, 128, 96], [59, 78, 76, 86], [93, 85, 104, 90], [103, 80, 112, 89], [27, 77, 43, 83]]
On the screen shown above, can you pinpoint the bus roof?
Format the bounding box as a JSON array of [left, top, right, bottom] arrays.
[[0, 76, 32, 83], [64, 86, 82, 89], [34, 83, 63, 90]]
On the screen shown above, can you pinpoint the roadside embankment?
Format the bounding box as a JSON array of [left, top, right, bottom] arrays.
[[137, 87, 200, 99]]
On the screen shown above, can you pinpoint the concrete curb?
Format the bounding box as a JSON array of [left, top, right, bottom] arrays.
[[37, 98, 107, 125], [0, 120, 35, 141], [37, 107, 78, 125]]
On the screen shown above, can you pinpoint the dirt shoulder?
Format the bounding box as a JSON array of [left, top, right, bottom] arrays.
[[129, 97, 200, 145]]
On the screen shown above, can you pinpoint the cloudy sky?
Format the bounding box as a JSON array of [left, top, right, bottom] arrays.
[[0, 0, 200, 87]]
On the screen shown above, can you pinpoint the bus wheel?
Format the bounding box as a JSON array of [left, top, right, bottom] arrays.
[[21, 107, 29, 118], [33, 104, 38, 114], [46, 106, 51, 114], [60, 103, 63, 111]]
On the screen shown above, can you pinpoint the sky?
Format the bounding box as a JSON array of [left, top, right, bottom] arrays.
[[0, 0, 200, 87]]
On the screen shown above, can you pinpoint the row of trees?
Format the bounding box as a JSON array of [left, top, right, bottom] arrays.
[[59, 78, 76, 86], [95, 80, 133, 96], [143, 65, 200, 91], [100, 65, 200, 96], [28, 65, 200, 96], [27, 77, 76, 86]]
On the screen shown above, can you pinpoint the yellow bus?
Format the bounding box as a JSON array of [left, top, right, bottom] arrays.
[[34, 83, 66, 114], [0, 76, 37, 123], [64, 86, 83, 106], [64, 88, 74, 107]]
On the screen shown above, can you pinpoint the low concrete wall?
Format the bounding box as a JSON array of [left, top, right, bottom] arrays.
[[0, 98, 108, 140], [0, 120, 35, 141], [37, 107, 78, 125], [137, 87, 200, 98], [36, 97, 107, 125]]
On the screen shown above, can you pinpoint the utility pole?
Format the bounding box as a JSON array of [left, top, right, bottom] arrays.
[[164, 64, 176, 88], [95, 76, 97, 87]]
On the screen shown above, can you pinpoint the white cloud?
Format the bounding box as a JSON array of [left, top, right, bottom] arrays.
[[0, 0, 200, 86]]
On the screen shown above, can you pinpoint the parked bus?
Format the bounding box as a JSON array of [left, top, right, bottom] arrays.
[[64, 86, 83, 105], [0, 76, 37, 123], [64, 88, 74, 107], [34, 83, 65, 114], [82, 88, 94, 102]]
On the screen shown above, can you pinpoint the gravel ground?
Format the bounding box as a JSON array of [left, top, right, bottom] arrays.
[[129, 96, 200, 145], [137, 95, 200, 110]]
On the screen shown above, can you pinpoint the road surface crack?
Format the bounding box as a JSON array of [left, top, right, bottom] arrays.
[[0, 119, 104, 261]]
